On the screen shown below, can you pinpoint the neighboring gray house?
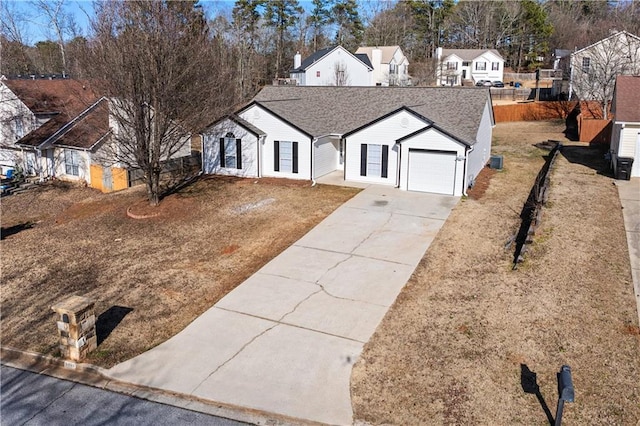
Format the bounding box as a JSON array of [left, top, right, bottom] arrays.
[[610, 75, 640, 178], [569, 30, 640, 110], [202, 86, 494, 196]]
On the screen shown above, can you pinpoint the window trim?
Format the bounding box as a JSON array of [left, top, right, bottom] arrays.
[[582, 57, 591, 73], [274, 140, 298, 174], [475, 62, 487, 71], [219, 133, 242, 169], [360, 143, 388, 178], [492, 62, 500, 71], [64, 149, 80, 176]]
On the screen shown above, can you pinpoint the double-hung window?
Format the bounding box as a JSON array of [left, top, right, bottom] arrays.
[[14, 118, 24, 139], [360, 144, 389, 178], [582, 57, 591, 73], [475, 62, 487, 71], [274, 141, 298, 173], [446, 62, 458, 70], [64, 149, 80, 176], [219, 133, 242, 169], [492, 62, 500, 71]]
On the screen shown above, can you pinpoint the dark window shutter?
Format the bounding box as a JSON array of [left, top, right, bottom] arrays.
[[360, 144, 367, 176], [292, 142, 299, 174], [219, 138, 226, 168], [274, 141, 280, 171], [381, 145, 389, 178], [236, 139, 242, 169]]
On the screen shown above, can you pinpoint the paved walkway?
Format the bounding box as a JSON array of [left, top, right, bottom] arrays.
[[616, 178, 640, 325], [106, 185, 458, 424]]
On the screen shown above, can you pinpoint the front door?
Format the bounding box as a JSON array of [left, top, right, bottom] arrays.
[[462, 70, 467, 79]]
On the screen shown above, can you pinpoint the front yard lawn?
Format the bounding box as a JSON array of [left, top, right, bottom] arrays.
[[1, 177, 359, 368], [352, 121, 640, 424]]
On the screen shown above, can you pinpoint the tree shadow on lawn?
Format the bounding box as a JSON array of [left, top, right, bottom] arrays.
[[521, 364, 555, 425], [96, 306, 134, 346], [1, 222, 34, 240], [559, 144, 613, 178]]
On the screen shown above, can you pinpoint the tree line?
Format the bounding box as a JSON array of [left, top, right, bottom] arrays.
[[3, 1, 640, 89]]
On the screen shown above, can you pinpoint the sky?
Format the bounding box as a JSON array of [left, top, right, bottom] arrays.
[[9, 0, 387, 46]]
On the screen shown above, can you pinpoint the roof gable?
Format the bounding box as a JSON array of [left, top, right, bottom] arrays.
[[442, 49, 504, 62], [251, 86, 491, 145], [573, 30, 640, 56], [291, 46, 372, 72], [613, 75, 640, 122], [355, 46, 404, 64]]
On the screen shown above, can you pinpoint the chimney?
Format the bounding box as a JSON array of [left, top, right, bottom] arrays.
[[294, 52, 302, 69], [436, 47, 443, 60]]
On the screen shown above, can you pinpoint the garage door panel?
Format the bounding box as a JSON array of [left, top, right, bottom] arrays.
[[408, 150, 456, 195]]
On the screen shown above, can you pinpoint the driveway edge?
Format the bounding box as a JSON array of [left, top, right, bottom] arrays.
[[1, 346, 320, 426]]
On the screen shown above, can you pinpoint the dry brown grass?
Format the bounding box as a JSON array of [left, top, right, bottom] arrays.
[[1, 176, 359, 368], [351, 121, 640, 425]]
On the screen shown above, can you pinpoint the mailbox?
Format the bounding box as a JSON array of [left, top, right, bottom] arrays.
[[51, 295, 97, 361]]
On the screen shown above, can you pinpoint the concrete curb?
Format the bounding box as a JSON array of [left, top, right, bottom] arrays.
[[1, 346, 320, 426]]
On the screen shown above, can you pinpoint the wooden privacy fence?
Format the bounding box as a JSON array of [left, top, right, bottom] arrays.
[[577, 116, 612, 144], [493, 101, 577, 122]]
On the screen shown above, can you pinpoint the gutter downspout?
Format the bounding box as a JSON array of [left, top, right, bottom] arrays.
[[311, 137, 316, 186], [395, 142, 401, 188], [199, 133, 205, 175], [257, 135, 264, 178], [462, 145, 474, 197]]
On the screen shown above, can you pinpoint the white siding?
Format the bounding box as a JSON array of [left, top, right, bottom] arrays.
[[299, 48, 372, 86], [202, 118, 259, 178], [239, 105, 312, 180], [344, 110, 427, 185], [313, 136, 339, 178], [616, 124, 640, 177], [467, 102, 493, 186], [398, 128, 466, 196], [52, 147, 91, 182]]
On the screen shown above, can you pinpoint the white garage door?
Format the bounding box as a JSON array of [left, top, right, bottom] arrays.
[[407, 149, 457, 195], [314, 139, 338, 178]]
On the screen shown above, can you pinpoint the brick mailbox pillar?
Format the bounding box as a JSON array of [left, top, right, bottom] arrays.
[[51, 295, 97, 362]]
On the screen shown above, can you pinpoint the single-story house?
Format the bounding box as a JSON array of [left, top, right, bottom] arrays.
[[610, 75, 640, 178], [289, 46, 373, 86], [202, 86, 494, 196]]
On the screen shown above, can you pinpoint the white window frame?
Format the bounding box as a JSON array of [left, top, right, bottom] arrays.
[[64, 149, 80, 176], [446, 61, 458, 70], [280, 141, 293, 173], [14, 118, 24, 139], [582, 57, 591, 73], [224, 134, 237, 169], [476, 62, 487, 71], [492, 62, 500, 71], [367, 144, 382, 177]]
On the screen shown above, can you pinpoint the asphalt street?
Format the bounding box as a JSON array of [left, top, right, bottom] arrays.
[[0, 365, 247, 426]]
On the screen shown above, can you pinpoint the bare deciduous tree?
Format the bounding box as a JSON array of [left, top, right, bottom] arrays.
[[570, 31, 640, 119], [84, 0, 237, 206]]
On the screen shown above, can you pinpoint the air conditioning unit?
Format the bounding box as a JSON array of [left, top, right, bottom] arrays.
[[489, 155, 503, 170]]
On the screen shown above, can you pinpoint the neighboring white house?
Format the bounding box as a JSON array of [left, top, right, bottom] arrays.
[[435, 48, 505, 86], [202, 86, 494, 196], [0, 78, 191, 192], [354, 46, 410, 86], [289, 46, 373, 86], [569, 31, 640, 109], [610, 75, 640, 178]]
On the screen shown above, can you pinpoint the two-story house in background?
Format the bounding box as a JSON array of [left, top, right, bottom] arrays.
[[355, 46, 411, 86], [568, 30, 640, 109], [435, 48, 504, 86]]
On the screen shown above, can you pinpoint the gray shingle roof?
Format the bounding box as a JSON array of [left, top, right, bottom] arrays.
[[249, 86, 491, 145], [441, 49, 504, 61], [291, 46, 372, 72]]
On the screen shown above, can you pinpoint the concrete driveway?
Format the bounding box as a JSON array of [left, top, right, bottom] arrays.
[[107, 185, 458, 425]]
